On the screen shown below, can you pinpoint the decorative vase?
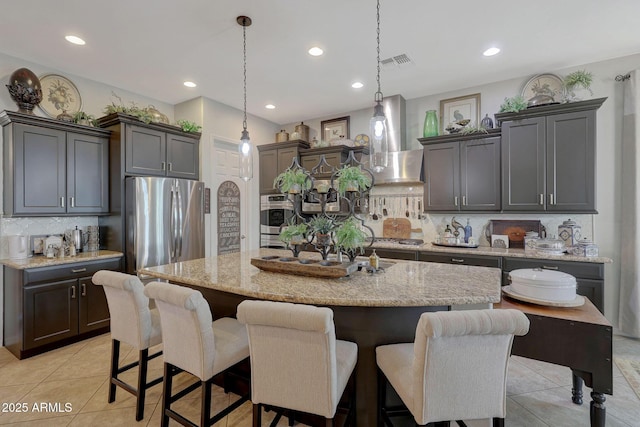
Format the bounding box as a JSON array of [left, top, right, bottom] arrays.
[[5, 68, 43, 114], [423, 110, 438, 137], [316, 233, 332, 247], [480, 114, 494, 129]]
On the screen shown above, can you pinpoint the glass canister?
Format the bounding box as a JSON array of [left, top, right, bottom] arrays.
[[574, 238, 599, 257], [524, 231, 539, 252], [423, 110, 438, 137], [558, 219, 581, 247]]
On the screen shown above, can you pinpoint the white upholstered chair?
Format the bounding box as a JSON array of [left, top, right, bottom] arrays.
[[376, 309, 530, 427], [91, 270, 164, 422], [143, 281, 250, 427], [236, 300, 358, 427]]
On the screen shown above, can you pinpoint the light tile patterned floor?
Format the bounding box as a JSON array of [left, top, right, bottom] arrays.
[[0, 333, 638, 426]]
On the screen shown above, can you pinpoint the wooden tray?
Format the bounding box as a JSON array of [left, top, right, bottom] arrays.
[[485, 220, 544, 248], [251, 256, 358, 278]]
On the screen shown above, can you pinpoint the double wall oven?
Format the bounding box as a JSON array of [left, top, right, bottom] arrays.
[[260, 194, 294, 248]]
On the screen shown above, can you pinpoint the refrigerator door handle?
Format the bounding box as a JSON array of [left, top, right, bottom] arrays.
[[169, 186, 176, 259], [176, 184, 184, 257]]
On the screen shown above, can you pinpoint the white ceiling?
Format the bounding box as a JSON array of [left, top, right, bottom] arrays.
[[2, 0, 639, 125]]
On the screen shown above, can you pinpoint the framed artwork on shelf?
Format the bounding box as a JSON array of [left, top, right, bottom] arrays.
[[38, 74, 83, 119], [439, 93, 481, 134], [320, 116, 350, 142]]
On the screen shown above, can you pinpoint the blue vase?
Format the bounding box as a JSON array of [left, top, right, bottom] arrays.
[[423, 110, 438, 137], [464, 219, 472, 243]]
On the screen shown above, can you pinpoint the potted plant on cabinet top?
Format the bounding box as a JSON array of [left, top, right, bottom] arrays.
[[336, 165, 371, 196], [562, 70, 593, 102], [335, 217, 368, 262], [73, 111, 96, 127], [273, 169, 311, 194], [308, 214, 336, 246]]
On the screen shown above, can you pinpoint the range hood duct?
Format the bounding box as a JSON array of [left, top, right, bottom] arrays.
[[367, 94, 424, 185]]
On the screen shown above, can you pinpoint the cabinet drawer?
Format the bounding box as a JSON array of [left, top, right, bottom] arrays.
[[419, 252, 502, 268], [364, 248, 417, 261], [503, 257, 603, 280], [24, 258, 121, 285]]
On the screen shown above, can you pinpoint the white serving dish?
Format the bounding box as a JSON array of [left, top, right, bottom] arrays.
[[509, 268, 577, 302]]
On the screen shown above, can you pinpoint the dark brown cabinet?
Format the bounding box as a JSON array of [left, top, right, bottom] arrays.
[[1, 111, 110, 216], [258, 140, 309, 194], [497, 98, 605, 213], [98, 113, 200, 180], [418, 252, 502, 268], [3, 257, 121, 359], [420, 131, 501, 212]]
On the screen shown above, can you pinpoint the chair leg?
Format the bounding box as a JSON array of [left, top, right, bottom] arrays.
[[161, 362, 173, 427], [201, 379, 212, 427], [108, 339, 120, 403], [136, 348, 149, 421], [378, 368, 388, 427], [253, 403, 262, 427], [492, 418, 504, 427]]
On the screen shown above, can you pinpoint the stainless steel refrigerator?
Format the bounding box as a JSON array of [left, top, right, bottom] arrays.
[[124, 176, 205, 276]]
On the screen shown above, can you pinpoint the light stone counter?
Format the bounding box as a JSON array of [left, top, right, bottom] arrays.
[[370, 241, 613, 264], [140, 248, 502, 307], [0, 250, 123, 270]]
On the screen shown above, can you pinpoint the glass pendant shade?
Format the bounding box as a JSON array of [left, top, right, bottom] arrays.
[[239, 129, 253, 181], [369, 102, 388, 172]]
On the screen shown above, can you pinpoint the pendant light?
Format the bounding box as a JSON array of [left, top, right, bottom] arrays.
[[369, 0, 388, 173], [238, 16, 253, 181]]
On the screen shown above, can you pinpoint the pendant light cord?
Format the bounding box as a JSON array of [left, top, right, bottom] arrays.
[[374, 0, 383, 104], [242, 18, 248, 131]]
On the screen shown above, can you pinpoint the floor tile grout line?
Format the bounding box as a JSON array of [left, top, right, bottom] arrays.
[[507, 396, 551, 427]]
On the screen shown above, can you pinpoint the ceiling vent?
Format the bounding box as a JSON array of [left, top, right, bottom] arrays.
[[381, 54, 414, 69]]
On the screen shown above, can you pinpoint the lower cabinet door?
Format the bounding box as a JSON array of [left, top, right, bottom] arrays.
[[24, 279, 78, 350], [78, 276, 110, 334]]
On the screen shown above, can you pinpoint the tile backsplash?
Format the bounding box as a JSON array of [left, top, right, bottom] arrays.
[[0, 216, 98, 258]]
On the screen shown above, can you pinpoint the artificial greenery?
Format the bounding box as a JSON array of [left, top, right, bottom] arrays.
[[278, 220, 308, 244], [499, 95, 528, 113], [563, 70, 593, 95], [177, 119, 202, 133], [273, 169, 311, 194], [459, 124, 489, 135], [336, 165, 371, 196], [103, 102, 153, 123], [307, 214, 336, 234], [72, 111, 96, 126], [334, 217, 368, 253]]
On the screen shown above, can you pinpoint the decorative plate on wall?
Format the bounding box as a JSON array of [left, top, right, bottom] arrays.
[[38, 74, 83, 118], [521, 73, 563, 104]]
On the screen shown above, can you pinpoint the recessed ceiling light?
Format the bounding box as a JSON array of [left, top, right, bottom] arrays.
[[265, 104, 276, 109], [183, 81, 197, 88], [351, 82, 364, 89], [65, 35, 86, 45], [483, 47, 500, 57], [308, 47, 324, 56]]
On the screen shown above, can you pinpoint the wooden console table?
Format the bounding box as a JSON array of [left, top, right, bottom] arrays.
[[496, 297, 612, 427]]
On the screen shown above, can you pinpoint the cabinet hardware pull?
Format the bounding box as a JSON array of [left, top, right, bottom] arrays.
[[71, 285, 76, 299], [539, 194, 544, 205], [542, 265, 559, 270], [168, 162, 172, 171], [71, 268, 87, 273], [161, 161, 166, 170], [81, 283, 87, 297], [60, 197, 65, 208], [462, 196, 467, 206], [549, 193, 555, 205], [70, 196, 75, 208], [451, 258, 465, 263], [454, 196, 458, 206]]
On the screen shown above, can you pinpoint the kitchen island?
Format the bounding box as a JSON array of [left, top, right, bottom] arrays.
[[141, 248, 502, 427]]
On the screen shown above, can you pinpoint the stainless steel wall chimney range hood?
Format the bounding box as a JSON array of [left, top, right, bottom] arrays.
[[367, 94, 424, 185]]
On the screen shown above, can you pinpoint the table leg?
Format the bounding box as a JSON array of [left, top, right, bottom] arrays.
[[590, 392, 606, 427], [572, 374, 583, 405]]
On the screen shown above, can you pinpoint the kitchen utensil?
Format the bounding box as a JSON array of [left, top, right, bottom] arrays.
[[382, 198, 388, 217], [382, 218, 411, 239], [405, 197, 410, 218], [8, 235, 29, 259], [72, 226, 86, 253], [417, 199, 422, 220], [372, 198, 379, 221]]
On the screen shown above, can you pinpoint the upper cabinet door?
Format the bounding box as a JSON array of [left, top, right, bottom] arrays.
[[167, 133, 199, 179], [545, 110, 596, 212], [460, 137, 501, 211], [125, 125, 166, 176], [13, 124, 67, 215], [501, 117, 546, 211], [66, 132, 109, 214], [424, 141, 459, 211]]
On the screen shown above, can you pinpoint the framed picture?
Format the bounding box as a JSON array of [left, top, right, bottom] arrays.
[[30, 234, 47, 255], [320, 116, 350, 142], [38, 74, 83, 118], [491, 234, 510, 249], [439, 93, 481, 134]]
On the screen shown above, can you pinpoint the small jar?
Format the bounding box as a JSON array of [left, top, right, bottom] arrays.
[[524, 231, 539, 252], [576, 238, 599, 257]]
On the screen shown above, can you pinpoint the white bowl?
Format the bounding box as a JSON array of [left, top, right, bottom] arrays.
[[509, 268, 576, 302]]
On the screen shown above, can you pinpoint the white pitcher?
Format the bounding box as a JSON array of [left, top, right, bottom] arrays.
[[8, 235, 29, 259]]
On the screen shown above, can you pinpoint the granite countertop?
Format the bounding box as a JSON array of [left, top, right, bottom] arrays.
[[370, 241, 613, 264], [140, 248, 502, 307], [0, 250, 123, 270]]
